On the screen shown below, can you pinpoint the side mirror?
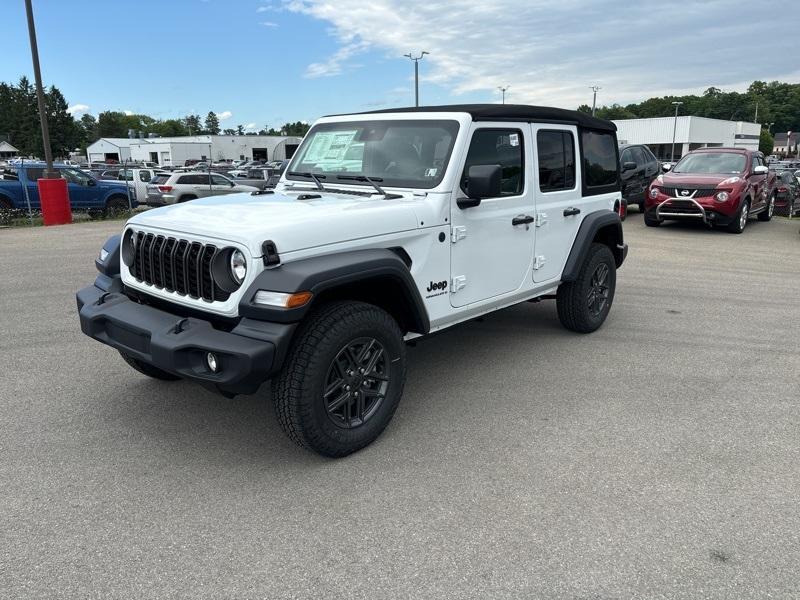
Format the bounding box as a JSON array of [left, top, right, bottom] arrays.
[[87, 178, 97, 186], [458, 164, 502, 209], [662, 162, 672, 171], [753, 165, 768, 175], [622, 161, 637, 172]]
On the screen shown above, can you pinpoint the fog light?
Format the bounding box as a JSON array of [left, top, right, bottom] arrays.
[[206, 352, 220, 373]]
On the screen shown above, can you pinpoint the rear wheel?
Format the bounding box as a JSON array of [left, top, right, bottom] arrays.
[[728, 199, 750, 233], [758, 192, 775, 221], [557, 243, 616, 334], [104, 195, 130, 218], [272, 301, 406, 457], [0, 196, 12, 209], [119, 351, 181, 381], [178, 194, 197, 203]]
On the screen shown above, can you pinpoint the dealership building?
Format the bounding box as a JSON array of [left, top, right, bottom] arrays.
[[86, 134, 303, 166], [613, 116, 761, 161]]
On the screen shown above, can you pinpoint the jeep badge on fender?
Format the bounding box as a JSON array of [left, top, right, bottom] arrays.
[[77, 104, 628, 458]]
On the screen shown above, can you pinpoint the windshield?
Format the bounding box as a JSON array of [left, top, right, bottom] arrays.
[[286, 119, 460, 189], [673, 152, 747, 174]]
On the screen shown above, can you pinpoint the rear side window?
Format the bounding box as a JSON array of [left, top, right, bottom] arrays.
[[151, 174, 170, 185], [461, 128, 524, 197], [139, 171, 152, 182], [581, 130, 618, 191], [177, 174, 207, 185], [537, 130, 575, 192]]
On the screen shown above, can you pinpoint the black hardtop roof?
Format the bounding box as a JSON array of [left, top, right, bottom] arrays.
[[334, 104, 616, 132]]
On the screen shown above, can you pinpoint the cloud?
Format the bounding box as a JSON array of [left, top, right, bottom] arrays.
[[245, 122, 257, 130], [123, 110, 134, 116], [66, 103, 89, 115], [260, 20, 278, 27], [218, 110, 233, 120], [286, 0, 800, 108], [256, 5, 271, 11]]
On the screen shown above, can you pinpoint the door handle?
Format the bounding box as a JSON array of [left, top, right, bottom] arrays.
[[563, 207, 581, 216], [512, 215, 535, 226]]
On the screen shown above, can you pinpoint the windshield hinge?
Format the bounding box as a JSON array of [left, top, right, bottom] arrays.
[[451, 275, 467, 293], [535, 212, 548, 227], [533, 255, 546, 270], [451, 226, 467, 243]]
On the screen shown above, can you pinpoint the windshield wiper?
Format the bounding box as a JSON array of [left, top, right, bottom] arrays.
[[336, 175, 400, 199], [287, 171, 326, 190]]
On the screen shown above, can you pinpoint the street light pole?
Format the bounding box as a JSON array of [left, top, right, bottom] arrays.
[[590, 85, 601, 116], [24, 0, 56, 178], [403, 51, 428, 107], [498, 85, 509, 104], [670, 101, 684, 163], [767, 122, 774, 134]]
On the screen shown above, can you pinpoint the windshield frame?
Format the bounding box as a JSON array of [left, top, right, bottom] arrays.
[[673, 151, 748, 175], [285, 119, 461, 190]]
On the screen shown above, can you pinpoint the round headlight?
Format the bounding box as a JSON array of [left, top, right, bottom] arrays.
[[715, 191, 729, 202], [230, 249, 247, 284], [121, 229, 136, 266], [649, 187, 660, 199]]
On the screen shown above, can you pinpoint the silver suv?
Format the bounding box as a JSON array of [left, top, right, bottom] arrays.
[[145, 172, 259, 205]]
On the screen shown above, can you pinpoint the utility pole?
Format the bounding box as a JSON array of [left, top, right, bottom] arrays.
[[498, 85, 509, 104], [754, 101, 758, 123], [24, 0, 56, 178], [767, 122, 774, 134], [590, 85, 601, 116], [403, 51, 428, 107], [670, 101, 684, 163]]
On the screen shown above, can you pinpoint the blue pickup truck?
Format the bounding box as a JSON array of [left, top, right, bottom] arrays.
[[0, 162, 136, 214]]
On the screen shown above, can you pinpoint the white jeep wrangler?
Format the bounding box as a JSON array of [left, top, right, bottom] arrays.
[[77, 104, 628, 457]]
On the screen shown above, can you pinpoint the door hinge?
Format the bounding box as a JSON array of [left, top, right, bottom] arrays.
[[451, 275, 467, 293], [533, 255, 546, 270], [535, 212, 548, 227], [451, 226, 467, 243]]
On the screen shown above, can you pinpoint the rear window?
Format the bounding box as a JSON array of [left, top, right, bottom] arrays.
[[0, 167, 18, 180], [581, 130, 618, 189]]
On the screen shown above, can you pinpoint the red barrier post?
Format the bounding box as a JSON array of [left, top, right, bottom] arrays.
[[38, 177, 71, 225]]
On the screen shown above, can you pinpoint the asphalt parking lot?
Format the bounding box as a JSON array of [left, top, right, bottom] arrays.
[[2, 213, 800, 599]]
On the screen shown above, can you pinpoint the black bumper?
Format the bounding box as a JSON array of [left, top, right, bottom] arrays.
[[77, 284, 295, 396]]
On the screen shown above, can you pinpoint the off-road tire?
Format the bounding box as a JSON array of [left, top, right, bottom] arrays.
[[758, 192, 775, 222], [644, 212, 661, 227], [272, 301, 407, 458], [119, 351, 181, 380], [104, 195, 130, 218], [557, 243, 616, 334], [727, 198, 750, 233]]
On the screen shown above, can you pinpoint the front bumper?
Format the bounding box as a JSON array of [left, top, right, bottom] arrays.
[[77, 283, 294, 396], [648, 196, 738, 226]]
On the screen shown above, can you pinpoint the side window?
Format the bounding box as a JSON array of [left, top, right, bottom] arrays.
[[581, 130, 618, 190], [630, 147, 647, 167], [537, 130, 575, 192], [461, 128, 523, 197], [139, 171, 152, 182], [620, 149, 632, 165], [211, 174, 232, 186], [0, 167, 19, 180], [26, 168, 45, 181], [177, 175, 199, 185]]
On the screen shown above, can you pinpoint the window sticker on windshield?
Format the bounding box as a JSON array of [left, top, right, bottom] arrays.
[[424, 168, 438, 177], [509, 133, 519, 147]]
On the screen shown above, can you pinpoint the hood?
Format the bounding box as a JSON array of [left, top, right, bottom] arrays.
[[126, 189, 422, 257], [661, 172, 740, 187]]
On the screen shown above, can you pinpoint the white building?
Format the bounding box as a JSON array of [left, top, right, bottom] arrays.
[[87, 135, 303, 166], [613, 116, 761, 160]]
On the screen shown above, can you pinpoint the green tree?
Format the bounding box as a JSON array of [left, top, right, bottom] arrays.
[[759, 129, 774, 155], [183, 114, 202, 135], [236, 124, 245, 135], [204, 111, 220, 135]]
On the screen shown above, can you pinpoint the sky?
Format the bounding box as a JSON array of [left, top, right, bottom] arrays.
[[2, 0, 798, 129]]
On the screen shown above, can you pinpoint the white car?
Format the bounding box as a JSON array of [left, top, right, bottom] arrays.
[[144, 172, 258, 205], [114, 168, 170, 204], [78, 104, 627, 457]]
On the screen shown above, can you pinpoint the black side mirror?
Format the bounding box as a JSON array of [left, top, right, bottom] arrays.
[[87, 178, 97, 186], [458, 164, 502, 209], [622, 161, 637, 172]]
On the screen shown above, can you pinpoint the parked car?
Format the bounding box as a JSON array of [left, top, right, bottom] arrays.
[[227, 167, 282, 190], [145, 172, 258, 205], [116, 168, 170, 204], [645, 148, 777, 233], [99, 169, 121, 180], [0, 162, 135, 214], [77, 103, 628, 457], [619, 143, 661, 212], [774, 170, 800, 216]]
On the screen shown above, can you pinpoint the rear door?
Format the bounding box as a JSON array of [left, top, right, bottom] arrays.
[[449, 124, 534, 307], [532, 125, 582, 283]]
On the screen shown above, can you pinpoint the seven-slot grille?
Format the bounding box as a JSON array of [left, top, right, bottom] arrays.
[[661, 187, 717, 198], [128, 231, 231, 302]]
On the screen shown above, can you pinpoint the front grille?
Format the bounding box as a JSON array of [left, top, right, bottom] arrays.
[[662, 187, 716, 198], [128, 231, 230, 302], [660, 200, 703, 214]]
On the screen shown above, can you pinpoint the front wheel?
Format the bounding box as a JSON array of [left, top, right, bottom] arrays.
[[758, 192, 775, 221], [556, 243, 617, 334], [105, 196, 130, 218], [728, 199, 750, 233], [644, 212, 661, 227], [272, 301, 407, 457]]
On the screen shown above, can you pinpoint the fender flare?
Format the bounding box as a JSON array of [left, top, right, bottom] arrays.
[[239, 248, 430, 333], [561, 210, 625, 282]]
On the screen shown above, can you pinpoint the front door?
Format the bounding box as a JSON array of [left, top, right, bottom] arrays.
[[532, 125, 582, 283], [450, 124, 534, 308]]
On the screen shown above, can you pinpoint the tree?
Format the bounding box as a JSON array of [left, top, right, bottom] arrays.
[[183, 114, 202, 135], [222, 128, 236, 135], [205, 111, 220, 135], [236, 124, 245, 135], [759, 129, 774, 156]]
